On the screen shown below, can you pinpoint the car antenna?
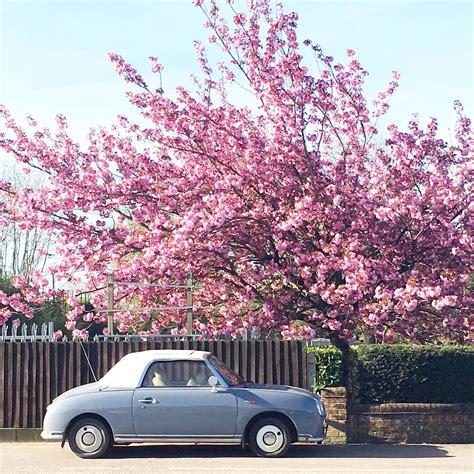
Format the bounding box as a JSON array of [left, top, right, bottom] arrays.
[[77, 323, 99, 384]]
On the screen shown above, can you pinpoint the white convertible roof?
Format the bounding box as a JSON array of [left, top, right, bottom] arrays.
[[122, 349, 210, 363], [98, 350, 211, 389]]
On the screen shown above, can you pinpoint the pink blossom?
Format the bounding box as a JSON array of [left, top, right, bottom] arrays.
[[0, 0, 471, 345]]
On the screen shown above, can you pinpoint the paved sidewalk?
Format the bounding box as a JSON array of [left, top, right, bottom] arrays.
[[0, 442, 473, 474]]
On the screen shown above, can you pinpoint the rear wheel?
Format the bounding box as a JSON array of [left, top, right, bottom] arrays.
[[68, 417, 111, 459], [248, 417, 291, 458]]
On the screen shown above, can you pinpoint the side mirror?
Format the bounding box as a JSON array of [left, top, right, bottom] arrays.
[[208, 376, 218, 392]]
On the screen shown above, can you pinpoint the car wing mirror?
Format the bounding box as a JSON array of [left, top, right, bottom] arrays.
[[208, 375, 219, 392]]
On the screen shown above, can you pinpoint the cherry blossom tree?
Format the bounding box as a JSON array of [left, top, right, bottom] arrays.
[[0, 0, 472, 360], [0, 166, 54, 277]]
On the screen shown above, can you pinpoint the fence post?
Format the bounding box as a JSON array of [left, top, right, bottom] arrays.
[[107, 273, 114, 335], [48, 321, 54, 341], [186, 273, 193, 335], [306, 349, 315, 392]]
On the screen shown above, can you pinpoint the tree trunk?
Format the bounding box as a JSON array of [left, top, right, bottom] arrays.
[[329, 333, 355, 399]]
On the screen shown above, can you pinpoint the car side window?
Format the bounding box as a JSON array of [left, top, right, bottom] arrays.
[[141, 360, 214, 388]]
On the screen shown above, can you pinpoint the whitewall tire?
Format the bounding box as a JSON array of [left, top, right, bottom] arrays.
[[248, 417, 291, 457], [68, 417, 111, 459]]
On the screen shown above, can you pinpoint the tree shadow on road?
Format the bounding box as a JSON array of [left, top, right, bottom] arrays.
[[108, 443, 450, 459]]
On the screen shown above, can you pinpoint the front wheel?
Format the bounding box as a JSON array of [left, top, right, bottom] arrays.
[[68, 417, 111, 459], [248, 417, 291, 458]]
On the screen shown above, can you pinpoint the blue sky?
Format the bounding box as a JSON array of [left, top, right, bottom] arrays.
[[1, 0, 472, 139]]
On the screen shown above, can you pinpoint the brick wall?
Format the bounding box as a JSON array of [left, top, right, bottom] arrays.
[[321, 388, 474, 444], [348, 403, 474, 443]]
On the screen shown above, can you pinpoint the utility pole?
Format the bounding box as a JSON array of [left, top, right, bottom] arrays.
[[107, 273, 114, 335], [186, 273, 193, 336]]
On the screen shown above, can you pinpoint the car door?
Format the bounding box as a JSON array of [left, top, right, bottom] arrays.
[[132, 359, 238, 437]]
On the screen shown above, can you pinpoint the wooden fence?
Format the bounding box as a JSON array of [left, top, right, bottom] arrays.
[[0, 340, 307, 428]]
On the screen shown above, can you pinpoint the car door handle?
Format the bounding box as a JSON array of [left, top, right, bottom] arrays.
[[138, 397, 157, 404]]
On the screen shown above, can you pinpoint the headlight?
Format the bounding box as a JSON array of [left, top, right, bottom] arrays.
[[314, 397, 326, 417]]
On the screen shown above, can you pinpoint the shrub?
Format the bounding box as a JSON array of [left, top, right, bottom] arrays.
[[307, 344, 474, 403], [354, 344, 474, 403], [308, 346, 345, 391]]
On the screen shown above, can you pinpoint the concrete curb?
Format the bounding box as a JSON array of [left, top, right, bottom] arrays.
[[0, 429, 44, 442]]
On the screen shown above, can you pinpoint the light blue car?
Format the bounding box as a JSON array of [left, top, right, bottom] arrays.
[[42, 350, 327, 458]]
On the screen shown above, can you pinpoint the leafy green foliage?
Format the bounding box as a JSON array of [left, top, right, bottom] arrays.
[[355, 345, 474, 403], [307, 344, 474, 403], [0, 274, 17, 296], [308, 346, 345, 391]]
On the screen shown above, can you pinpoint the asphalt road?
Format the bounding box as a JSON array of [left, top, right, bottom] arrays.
[[0, 443, 473, 474]]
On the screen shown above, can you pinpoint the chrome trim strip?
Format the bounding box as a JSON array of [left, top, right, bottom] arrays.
[[114, 436, 241, 444], [116, 434, 241, 439]]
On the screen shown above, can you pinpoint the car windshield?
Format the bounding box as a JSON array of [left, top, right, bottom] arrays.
[[208, 355, 246, 386], [97, 358, 129, 388]]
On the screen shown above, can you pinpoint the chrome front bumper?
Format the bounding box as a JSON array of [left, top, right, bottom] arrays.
[[297, 434, 325, 443], [40, 430, 63, 441]]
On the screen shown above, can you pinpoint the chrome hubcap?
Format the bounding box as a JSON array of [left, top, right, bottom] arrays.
[[82, 432, 95, 445], [263, 432, 277, 445], [256, 425, 284, 453], [75, 425, 103, 453]]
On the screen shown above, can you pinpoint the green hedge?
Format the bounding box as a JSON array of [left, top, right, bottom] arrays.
[[310, 346, 345, 392], [307, 344, 474, 403]]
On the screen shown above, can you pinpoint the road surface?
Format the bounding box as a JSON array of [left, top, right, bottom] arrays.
[[0, 442, 472, 474]]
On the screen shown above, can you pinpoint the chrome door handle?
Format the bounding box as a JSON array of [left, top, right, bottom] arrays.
[[138, 397, 157, 404]]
